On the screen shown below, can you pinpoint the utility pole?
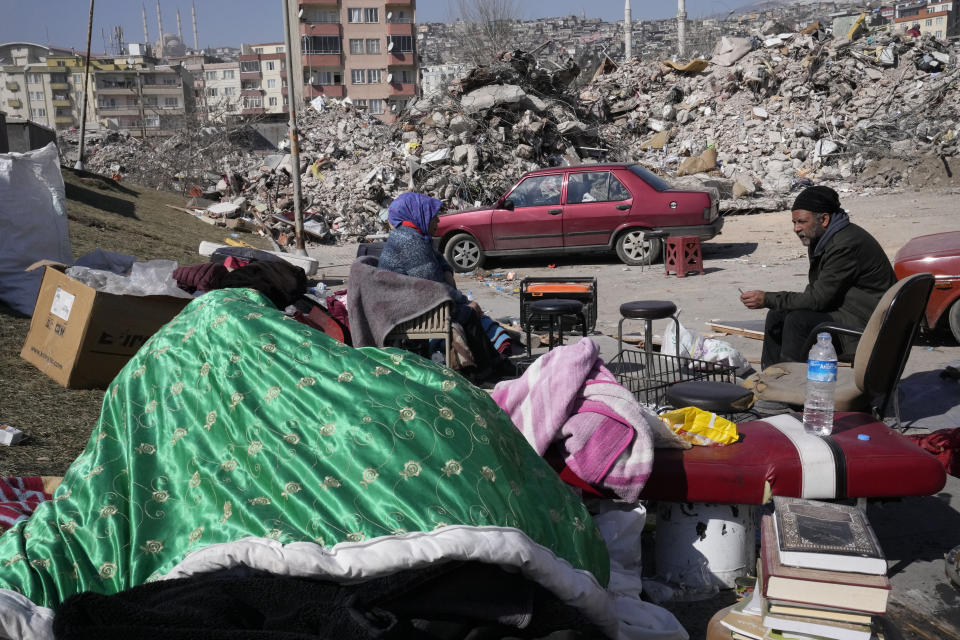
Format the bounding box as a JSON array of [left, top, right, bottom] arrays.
[[75, 0, 95, 170], [677, 0, 687, 59], [281, 0, 306, 256], [624, 0, 632, 62]]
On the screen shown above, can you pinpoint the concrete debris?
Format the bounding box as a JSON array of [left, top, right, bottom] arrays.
[[56, 28, 960, 249]]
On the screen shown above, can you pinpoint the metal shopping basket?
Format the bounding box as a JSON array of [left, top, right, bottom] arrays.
[[605, 348, 737, 409]]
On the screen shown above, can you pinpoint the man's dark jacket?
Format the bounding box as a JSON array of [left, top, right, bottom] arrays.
[[763, 222, 896, 328]]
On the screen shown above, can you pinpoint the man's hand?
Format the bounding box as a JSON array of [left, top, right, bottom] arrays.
[[740, 290, 766, 309]]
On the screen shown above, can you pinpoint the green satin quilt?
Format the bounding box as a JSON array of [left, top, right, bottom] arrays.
[[0, 289, 608, 609]]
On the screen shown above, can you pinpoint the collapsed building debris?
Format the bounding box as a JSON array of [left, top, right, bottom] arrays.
[[58, 27, 960, 247]]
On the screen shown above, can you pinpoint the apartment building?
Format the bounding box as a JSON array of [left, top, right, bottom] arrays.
[[238, 43, 288, 117], [94, 65, 194, 136], [185, 60, 242, 122], [290, 1, 418, 122], [895, 2, 959, 38], [0, 43, 96, 131]]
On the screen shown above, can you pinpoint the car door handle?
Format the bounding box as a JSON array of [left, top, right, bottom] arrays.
[[547, 209, 562, 215], [616, 204, 630, 210]]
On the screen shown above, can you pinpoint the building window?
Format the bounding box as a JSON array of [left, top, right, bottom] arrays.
[[254, 47, 264, 54], [73, 73, 82, 83], [387, 36, 414, 53], [164, 97, 179, 107], [926, 18, 933, 26], [309, 70, 342, 85], [243, 97, 263, 109], [240, 60, 261, 73], [369, 98, 384, 114], [303, 8, 338, 23], [938, 30, 944, 37], [395, 69, 415, 83], [367, 69, 382, 84], [30, 91, 44, 101], [354, 98, 368, 109], [56, 60, 66, 66], [349, 39, 364, 54], [301, 35, 341, 54], [27, 73, 42, 84], [938, 16, 943, 23], [269, 96, 278, 106], [75, 91, 84, 102], [364, 8, 379, 22], [205, 71, 217, 80], [366, 39, 381, 54], [224, 86, 236, 96], [266, 78, 277, 89], [265, 61, 275, 71], [207, 87, 218, 96], [351, 69, 365, 84], [222, 69, 235, 79], [31, 108, 46, 117], [387, 10, 412, 23], [348, 8, 363, 23]]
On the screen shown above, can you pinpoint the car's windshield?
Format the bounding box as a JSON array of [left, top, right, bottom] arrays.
[[628, 165, 672, 192]]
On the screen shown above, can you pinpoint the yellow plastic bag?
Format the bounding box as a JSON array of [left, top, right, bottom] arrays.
[[658, 407, 739, 447]]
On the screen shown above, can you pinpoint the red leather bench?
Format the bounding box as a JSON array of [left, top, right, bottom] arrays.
[[636, 412, 947, 504]]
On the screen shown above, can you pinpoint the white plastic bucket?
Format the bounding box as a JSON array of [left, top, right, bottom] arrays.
[[654, 502, 758, 590]]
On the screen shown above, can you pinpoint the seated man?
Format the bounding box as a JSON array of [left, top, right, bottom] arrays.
[[740, 185, 897, 369]]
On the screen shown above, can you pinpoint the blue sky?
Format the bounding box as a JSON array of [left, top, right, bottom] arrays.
[[0, 1, 737, 52]]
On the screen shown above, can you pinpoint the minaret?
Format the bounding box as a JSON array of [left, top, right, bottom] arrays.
[[142, 4, 150, 53], [176, 8, 183, 41], [156, 1, 165, 59], [624, 0, 632, 61], [677, 0, 687, 59], [192, 1, 199, 51]]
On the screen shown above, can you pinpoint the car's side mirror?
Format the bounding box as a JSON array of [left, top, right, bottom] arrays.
[[501, 198, 515, 211]]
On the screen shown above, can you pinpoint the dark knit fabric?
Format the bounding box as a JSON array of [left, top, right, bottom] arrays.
[[791, 185, 841, 213], [220, 260, 308, 310], [378, 226, 467, 306]]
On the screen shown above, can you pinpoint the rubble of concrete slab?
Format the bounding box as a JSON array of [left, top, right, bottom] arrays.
[[60, 29, 960, 246]]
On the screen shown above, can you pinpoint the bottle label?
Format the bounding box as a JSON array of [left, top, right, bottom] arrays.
[[807, 359, 837, 382]]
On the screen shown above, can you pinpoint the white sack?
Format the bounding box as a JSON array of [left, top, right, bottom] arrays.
[[0, 143, 72, 315]]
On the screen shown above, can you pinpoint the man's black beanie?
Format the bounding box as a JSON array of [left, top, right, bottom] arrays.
[[791, 185, 841, 214]]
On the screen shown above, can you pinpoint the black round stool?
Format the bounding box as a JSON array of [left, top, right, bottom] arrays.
[[617, 300, 680, 355], [525, 299, 588, 357], [665, 380, 755, 415]]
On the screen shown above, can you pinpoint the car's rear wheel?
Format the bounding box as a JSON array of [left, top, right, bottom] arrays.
[[444, 233, 485, 272], [949, 299, 960, 344], [615, 230, 662, 266]]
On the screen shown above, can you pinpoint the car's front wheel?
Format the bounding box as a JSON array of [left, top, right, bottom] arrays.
[[444, 233, 485, 272], [615, 230, 662, 266]]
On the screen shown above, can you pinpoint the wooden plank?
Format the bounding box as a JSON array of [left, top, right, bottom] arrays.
[[709, 319, 766, 340]]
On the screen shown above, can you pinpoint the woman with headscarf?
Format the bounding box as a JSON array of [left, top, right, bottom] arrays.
[[378, 192, 514, 381]]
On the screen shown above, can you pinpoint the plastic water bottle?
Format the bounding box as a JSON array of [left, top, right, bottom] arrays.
[[803, 332, 838, 436]]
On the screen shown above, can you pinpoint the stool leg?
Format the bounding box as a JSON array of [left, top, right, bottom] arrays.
[[557, 314, 565, 347], [644, 319, 654, 374], [547, 315, 555, 352], [579, 312, 587, 339], [617, 317, 626, 354], [670, 314, 680, 360], [525, 323, 533, 358]]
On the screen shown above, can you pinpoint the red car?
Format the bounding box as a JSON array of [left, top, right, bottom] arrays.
[[894, 231, 960, 342], [434, 164, 723, 272]]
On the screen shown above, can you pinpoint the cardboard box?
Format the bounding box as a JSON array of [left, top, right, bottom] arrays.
[[20, 264, 191, 389]]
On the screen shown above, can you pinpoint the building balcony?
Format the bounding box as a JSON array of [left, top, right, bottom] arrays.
[[49, 82, 69, 90], [242, 107, 266, 115], [6, 98, 22, 108], [305, 83, 344, 98], [388, 52, 415, 64], [302, 53, 342, 66], [388, 82, 416, 96], [141, 83, 182, 93], [52, 99, 71, 107], [386, 22, 413, 36], [240, 71, 262, 81], [300, 22, 340, 36], [299, 0, 340, 5], [5, 81, 19, 91], [385, 0, 413, 5], [96, 105, 141, 116], [54, 115, 74, 124], [241, 88, 264, 96], [96, 83, 137, 93]]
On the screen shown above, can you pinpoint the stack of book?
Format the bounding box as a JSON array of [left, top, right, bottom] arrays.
[[717, 496, 891, 640]]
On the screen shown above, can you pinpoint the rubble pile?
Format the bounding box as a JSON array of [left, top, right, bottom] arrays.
[[580, 29, 960, 210], [60, 27, 960, 246]]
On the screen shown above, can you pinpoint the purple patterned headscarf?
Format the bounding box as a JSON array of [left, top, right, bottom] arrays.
[[387, 192, 443, 238]]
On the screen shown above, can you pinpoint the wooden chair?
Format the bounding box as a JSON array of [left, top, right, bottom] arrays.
[[384, 301, 454, 367]]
